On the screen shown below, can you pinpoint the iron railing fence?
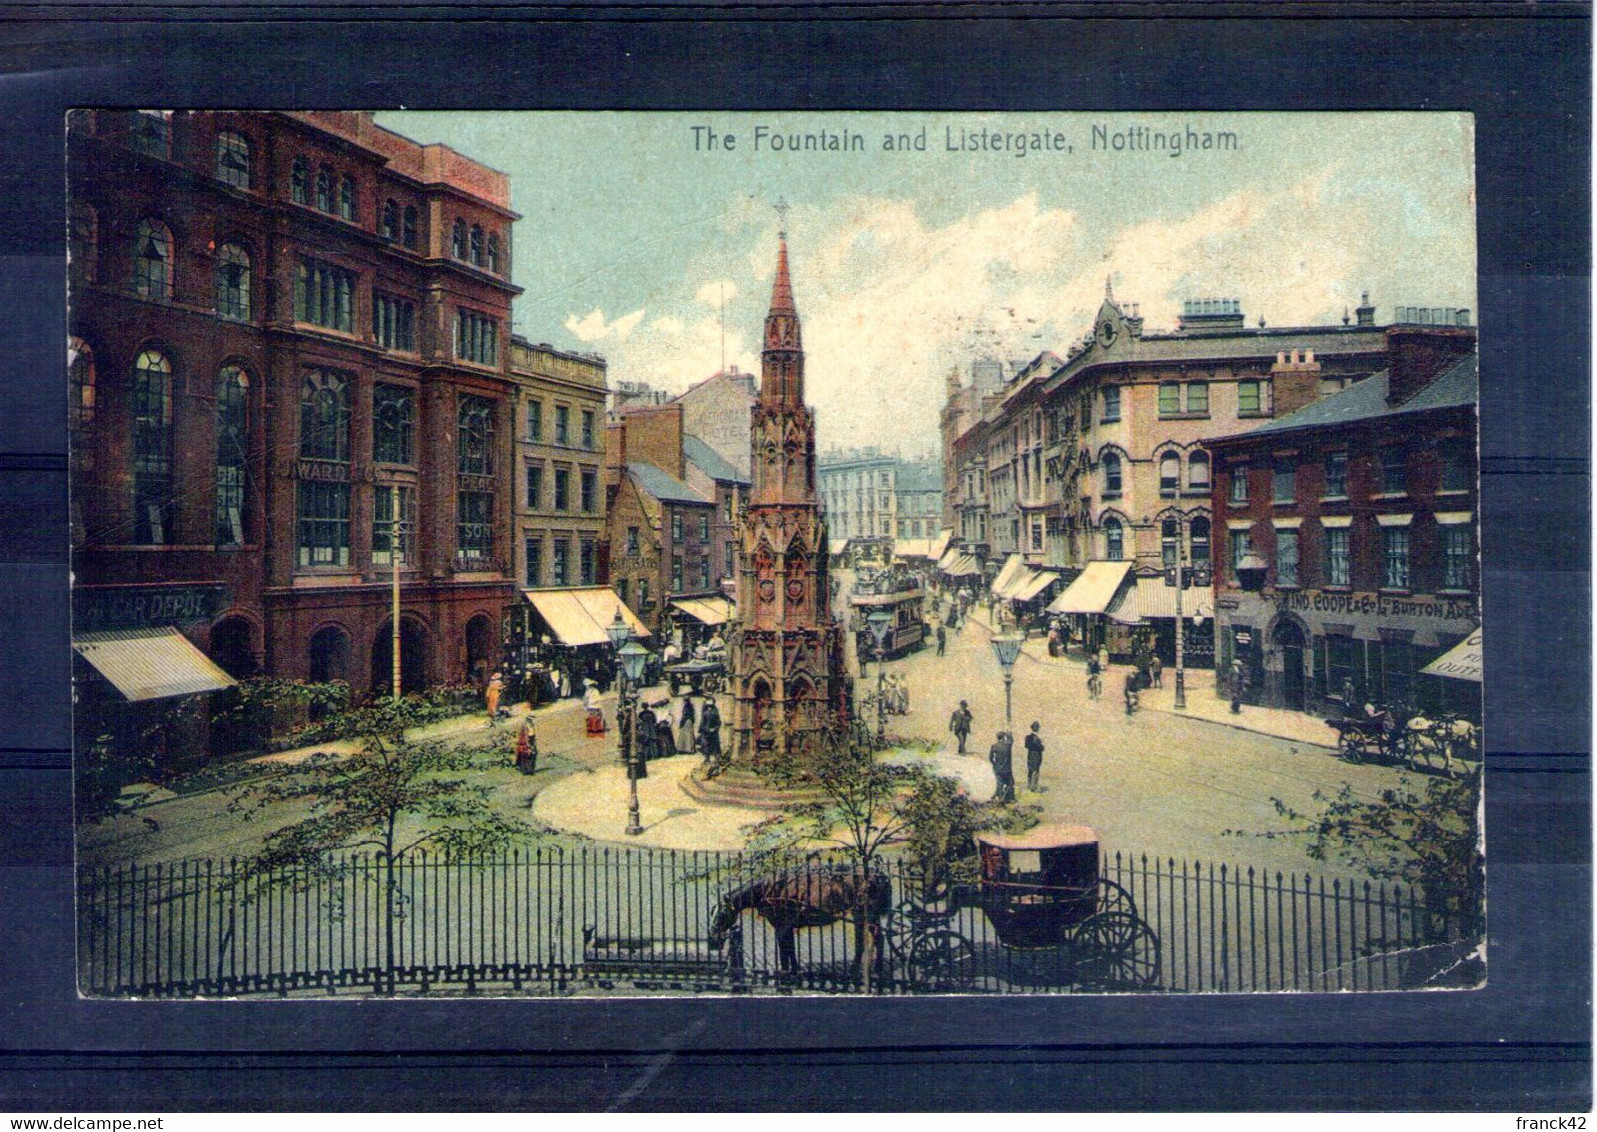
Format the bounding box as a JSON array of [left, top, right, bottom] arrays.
[[77, 846, 1474, 998]]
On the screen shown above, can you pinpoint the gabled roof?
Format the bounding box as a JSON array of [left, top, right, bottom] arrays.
[[1213, 354, 1478, 444], [626, 461, 712, 505], [683, 434, 750, 485]]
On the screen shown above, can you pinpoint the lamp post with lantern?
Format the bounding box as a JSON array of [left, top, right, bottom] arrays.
[[990, 632, 1025, 730], [866, 610, 894, 744], [607, 609, 651, 837]]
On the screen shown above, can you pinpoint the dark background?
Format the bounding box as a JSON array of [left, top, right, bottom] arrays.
[[0, 3, 1588, 1111]]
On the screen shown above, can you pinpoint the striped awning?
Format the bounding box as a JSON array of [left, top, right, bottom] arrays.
[[671, 596, 735, 625], [928, 529, 953, 562], [893, 538, 937, 560], [940, 552, 982, 578], [1108, 578, 1216, 625], [1011, 569, 1061, 603], [990, 554, 1028, 598], [524, 587, 650, 647], [74, 627, 237, 702], [1047, 561, 1135, 615]]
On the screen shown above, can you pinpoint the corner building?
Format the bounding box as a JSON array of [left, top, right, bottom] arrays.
[[69, 111, 522, 699]]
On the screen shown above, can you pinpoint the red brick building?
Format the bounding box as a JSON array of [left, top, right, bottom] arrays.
[[1207, 324, 1479, 717], [69, 110, 522, 707]]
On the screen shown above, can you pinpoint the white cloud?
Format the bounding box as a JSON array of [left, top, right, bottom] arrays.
[[694, 280, 737, 309], [563, 307, 645, 342]]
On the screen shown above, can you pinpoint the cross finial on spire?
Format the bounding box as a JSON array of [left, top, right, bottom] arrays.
[[774, 196, 790, 238]]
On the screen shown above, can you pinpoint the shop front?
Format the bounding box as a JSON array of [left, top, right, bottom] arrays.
[[1046, 560, 1134, 656], [508, 586, 650, 705]]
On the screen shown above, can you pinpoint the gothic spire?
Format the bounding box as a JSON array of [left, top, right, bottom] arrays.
[[761, 229, 803, 403]]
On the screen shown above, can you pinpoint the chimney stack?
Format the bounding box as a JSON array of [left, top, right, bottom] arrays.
[[1271, 348, 1323, 418], [1355, 291, 1376, 327], [1385, 325, 1477, 407]]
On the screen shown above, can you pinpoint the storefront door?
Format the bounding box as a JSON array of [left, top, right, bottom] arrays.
[[1275, 621, 1306, 711]]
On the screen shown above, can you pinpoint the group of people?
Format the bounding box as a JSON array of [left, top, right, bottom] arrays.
[[878, 673, 911, 716], [630, 694, 724, 764], [984, 722, 1047, 804]]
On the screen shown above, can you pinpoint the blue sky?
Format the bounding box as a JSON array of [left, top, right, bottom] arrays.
[[378, 112, 1476, 458]]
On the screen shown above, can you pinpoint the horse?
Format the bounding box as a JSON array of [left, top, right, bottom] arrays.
[[1405, 715, 1477, 776], [707, 866, 893, 976]]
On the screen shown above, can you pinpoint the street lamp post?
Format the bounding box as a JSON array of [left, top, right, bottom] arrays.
[[389, 516, 405, 702], [1144, 513, 1190, 712], [607, 610, 651, 837], [990, 632, 1025, 730], [866, 610, 894, 744]]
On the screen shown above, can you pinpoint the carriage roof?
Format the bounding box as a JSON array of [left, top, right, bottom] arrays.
[[975, 823, 1098, 852]]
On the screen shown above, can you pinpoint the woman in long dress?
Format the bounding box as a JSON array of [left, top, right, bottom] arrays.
[[676, 696, 697, 754], [654, 703, 677, 757]]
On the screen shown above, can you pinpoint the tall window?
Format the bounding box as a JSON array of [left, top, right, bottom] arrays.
[[1324, 451, 1348, 498], [1230, 529, 1252, 576], [1229, 463, 1249, 504], [625, 526, 640, 556], [456, 491, 494, 560], [294, 258, 354, 331], [699, 513, 710, 541], [1237, 379, 1263, 415], [299, 369, 350, 462], [580, 539, 597, 585], [316, 167, 333, 212], [1102, 385, 1121, 421], [1158, 383, 1180, 416], [526, 400, 543, 441], [1188, 451, 1211, 493], [725, 542, 735, 576], [214, 243, 250, 320], [372, 485, 414, 566], [372, 384, 414, 465], [1325, 526, 1350, 587], [215, 131, 250, 188], [381, 200, 400, 242], [1276, 528, 1299, 587], [553, 468, 570, 511], [1440, 439, 1471, 492], [1102, 452, 1122, 496], [699, 558, 710, 590], [1159, 452, 1180, 495], [1442, 525, 1473, 590], [454, 308, 498, 365], [1103, 517, 1123, 561], [672, 556, 684, 592], [469, 225, 484, 266], [457, 395, 495, 476], [1190, 516, 1211, 567], [291, 157, 310, 205], [131, 349, 173, 545], [524, 537, 542, 586], [638, 578, 650, 608], [554, 405, 570, 445], [1272, 457, 1296, 504], [297, 481, 349, 567], [1379, 447, 1407, 495], [1185, 382, 1209, 415], [338, 174, 357, 221], [133, 219, 173, 300], [551, 539, 569, 585], [401, 206, 418, 249], [214, 366, 249, 546], [671, 511, 683, 541], [1161, 519, 1179, 568], [486, 234, 500, 274], [581, 409, 595, 449], [68, 339, 96, 474], [1382, 526, 1410, 590], [452, 218, 467, 259], [525, 464, 543, 509], [580, 469, 596, 513], [373, 293, 415, 350], [130, 110, 171, 158]]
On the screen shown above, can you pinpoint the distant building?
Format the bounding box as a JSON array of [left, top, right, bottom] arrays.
[[893, 461, 945, 539], [1208, 325, 1479, 717], [816, 450, 943, 543], [683, 434, 751, 599], [606, 462, 717, 638], [674, 369, 757, 481]]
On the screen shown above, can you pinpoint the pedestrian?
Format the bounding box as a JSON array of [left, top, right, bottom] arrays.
[[636, 702, 658, 762], [1097, 644, 1110, 675], [1086, 652, 1102, 700], [989, 731, 1016, 804], [583, 678, 605, 736], [698, 697, 724, 773], [1124, 669, 1140, 716], [898, 675, 911, 715], [1024, 721, 1045, 792], [515, 720, 538, 775], [936, 623, 947, 657], [676, 695, 697, 754], [1231, 659, 1247, 714], [949, 700, 974, 755], [1150, 654, 1163, 689], [655, 702, 677, 757], [1340, 677, 1358, 715], [484, 671, 504, 729]]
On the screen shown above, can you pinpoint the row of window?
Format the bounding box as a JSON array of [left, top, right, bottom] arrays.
[[1097, 450, 1211, 497], [1229, 444, 1471, 505], [524, 535, 598, 588], [524, 464, 599, 514], [290, 157, 359, 222], [295, 480, 499, 570], [450, 219, 502, 273], [523, 400, 598, 449], [1228, 520, 1473, 592], [1096, 516, 1214, 565]]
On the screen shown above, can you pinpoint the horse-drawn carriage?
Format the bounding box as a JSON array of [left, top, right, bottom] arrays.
[[1326, 704, 1478, 775], [662, 658, 725, 697]]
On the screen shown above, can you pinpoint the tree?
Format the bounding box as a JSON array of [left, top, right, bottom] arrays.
[[226, 733, 534, 993]]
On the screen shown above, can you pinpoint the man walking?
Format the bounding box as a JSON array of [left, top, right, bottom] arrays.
[[1230, 659, 1247, 714], [1024, 721, 1045, 792], [949, 700, 974, 754], [936, 622, 947, 657], [1150, 654, 1163, 689], [989, 731, 1016, 804]]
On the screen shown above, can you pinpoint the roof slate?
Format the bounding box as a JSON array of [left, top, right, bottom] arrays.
[[1217, 353, 1478, 443], [683, 435, 750, 485], [627, 461, 712, 505]]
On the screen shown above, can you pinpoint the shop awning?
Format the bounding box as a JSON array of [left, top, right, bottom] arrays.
[[1421, 628, 1482, 682], [829, 539, 850, 558], [940, 552, 982, 578], [523, 587, 650, 647], [928, 529, 953, 562], [1012, 569, 1061, 603], [1108, 578, 1216, 625], [671, 595, 735, 625], [73, 627, 237, 702], [990, 553, 1028, 598], [937, 547, 963, 571], [893, 538, 936, 561], [1047, 561, 1134, 615]]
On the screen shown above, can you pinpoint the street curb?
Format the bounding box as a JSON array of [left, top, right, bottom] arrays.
[[1141, 705, 1338, 751]]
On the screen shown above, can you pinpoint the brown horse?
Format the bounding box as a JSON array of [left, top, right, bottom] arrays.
[[707, 866, 893, 975]]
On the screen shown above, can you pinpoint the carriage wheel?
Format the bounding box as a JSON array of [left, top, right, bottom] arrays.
[[1095, 878, 1138, 920], [1337, 729, 1364, 765], [884, 905, 920, 960], [1075, 912, 1160, 990], [909, 930, 977, 992]]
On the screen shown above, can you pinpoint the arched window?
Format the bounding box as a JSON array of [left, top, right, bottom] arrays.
[[69, 202, 98, 284], [1190, 516, 1211, 567], [456, 395, 495, 476], [1160, 451, 1181, 495], [382, 199, 399, 242], [68, 338, 95, 475], [214, 243, 250, 320], [130, 110, 171, 158], [132, 219, 173, 300], [299, 369, 350, 462], [291, 156, 310, 204], [1101, 452, 1122, 496], [469, 225, 483, 266], [451, 218, 467, 259], [402, 206, 418, 249], [131, 349, 173, 545], [338, 174, 357, 221], [1188, 450, 1211, 492], [308, 625, 349, 685], [215, 366, 249, 546], [1103, 517, 1123, 561], [316, 166, 333, 212], [486, 233, 499, 274], [215, 131, 251, 188]]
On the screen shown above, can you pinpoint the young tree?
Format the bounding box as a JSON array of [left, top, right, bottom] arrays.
[[226, 733, 534, 993]]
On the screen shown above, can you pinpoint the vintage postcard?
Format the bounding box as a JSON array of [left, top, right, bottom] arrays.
[[68, 110, 1481, 997]]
